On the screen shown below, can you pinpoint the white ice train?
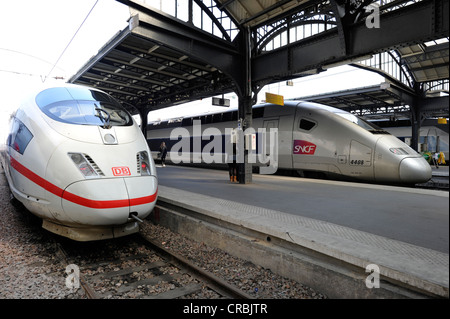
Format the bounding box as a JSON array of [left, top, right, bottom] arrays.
[[2, 84, 158, 241], [147, 101, 432, 184]]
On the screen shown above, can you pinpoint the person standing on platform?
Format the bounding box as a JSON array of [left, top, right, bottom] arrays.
[[159, 141, 168, 167], [433, 152, 439, 169], [438, 151, 446, 165], [228, 142, 238, 182]]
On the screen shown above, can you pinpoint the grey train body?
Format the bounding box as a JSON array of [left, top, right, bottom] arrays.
[[147, 101, 431, 184]]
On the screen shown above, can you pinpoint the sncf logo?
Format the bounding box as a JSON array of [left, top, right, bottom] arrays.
[[293, 140, 317, 155]]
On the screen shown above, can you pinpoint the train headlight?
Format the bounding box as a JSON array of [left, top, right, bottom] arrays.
[[137, 151, 152, 176], [389, 148, 409, 155], [68, 152, 100, 178]]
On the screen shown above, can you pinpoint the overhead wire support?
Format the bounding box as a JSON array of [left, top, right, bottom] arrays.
[[45, 0, 99, 82]]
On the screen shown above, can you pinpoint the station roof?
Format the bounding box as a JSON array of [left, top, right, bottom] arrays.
[[70, 24, 229, 112], [69, 0, 316, 112], [69, 0, 449, 118], [295, 82, 408, 116], [214, 0, 310, 28], [397, 40, 449, 84], [294, 81, 449, 120]]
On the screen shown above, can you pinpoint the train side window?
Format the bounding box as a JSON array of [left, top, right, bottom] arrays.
[[212, 113, 222, 124], [181, 118, 192, 126], [299, 118, 316, 131], [8, 118, 33, 155]]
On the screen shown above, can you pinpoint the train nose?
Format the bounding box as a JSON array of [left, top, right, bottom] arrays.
[[399, 157, 432, 183], [61, 176, 158, 225]]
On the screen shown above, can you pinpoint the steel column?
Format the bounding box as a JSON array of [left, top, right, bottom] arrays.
[[237, 27, 254, 184]]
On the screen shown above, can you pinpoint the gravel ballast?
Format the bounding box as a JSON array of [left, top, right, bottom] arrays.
[[0, 163, 326, 299]]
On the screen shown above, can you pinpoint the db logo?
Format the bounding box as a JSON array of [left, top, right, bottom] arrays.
[[112, 166, 131, 176], [293, 140, 317, 155]]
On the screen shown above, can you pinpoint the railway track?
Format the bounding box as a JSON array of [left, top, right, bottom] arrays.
[[54, 226, 253, 299]]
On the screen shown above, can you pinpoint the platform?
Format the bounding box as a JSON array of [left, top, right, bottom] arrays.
[[419, 166, 449, 189], [155, 165, 449, 298], [432, 166, 449, 178]]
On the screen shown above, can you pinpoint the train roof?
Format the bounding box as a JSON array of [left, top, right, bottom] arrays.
[[147, 100, 389, 134], [147, 100, 349, 127], [146, 100, 342, 129], [148, 102, 283, 129]]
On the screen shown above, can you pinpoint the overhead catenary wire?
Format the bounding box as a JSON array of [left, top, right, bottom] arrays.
[[0, 48, 66, 80], [0, 69, 65, 82], [44, 0, 99, 82]]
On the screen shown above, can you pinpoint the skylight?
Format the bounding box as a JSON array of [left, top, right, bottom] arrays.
[[424, 37, 449, 47]]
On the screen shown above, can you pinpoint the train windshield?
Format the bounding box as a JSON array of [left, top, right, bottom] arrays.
[[335, 112, 388, 133], [36, 87, 133, 126]]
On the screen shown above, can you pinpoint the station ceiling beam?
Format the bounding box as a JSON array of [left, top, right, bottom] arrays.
[[116, 0, 246, 96]]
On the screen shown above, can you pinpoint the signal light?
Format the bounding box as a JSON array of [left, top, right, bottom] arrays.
[[137, 151, 152, 176]]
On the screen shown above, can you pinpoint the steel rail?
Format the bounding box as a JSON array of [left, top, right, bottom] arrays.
[[138, 231, 254, 299]]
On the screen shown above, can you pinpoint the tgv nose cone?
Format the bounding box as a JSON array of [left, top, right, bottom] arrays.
[[399, 157, 432, 183]]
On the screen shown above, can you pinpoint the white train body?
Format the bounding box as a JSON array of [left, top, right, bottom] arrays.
[[3, 84, 158, 241], [148, 101, 432, 184]]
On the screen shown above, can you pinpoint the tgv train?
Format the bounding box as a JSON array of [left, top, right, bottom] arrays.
[[147, 101, 432, 184], [2, 84, 157, 241]]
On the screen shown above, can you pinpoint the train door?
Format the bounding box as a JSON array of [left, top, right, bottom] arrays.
[[263, 119, 279, 156], [262, 119, 280, 169], [349, 140, 373, 175]]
